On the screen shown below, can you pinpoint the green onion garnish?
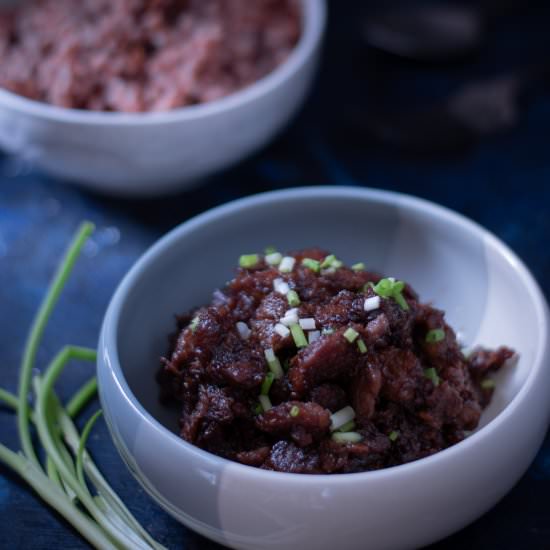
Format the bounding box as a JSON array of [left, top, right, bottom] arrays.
[[287, 290, 301, 307], [332, 432, 363, 444], [337, 420, 355, 433], [252, 403, 263, 415], [351, 262, 365, 272], [424, 367, 440, 386], [290, 324, 308, 348], [239, 254, 260, 268], [373, 278, 409, 310], [480, 379, 496, 390], [264, 246, 277, 255], [259, 395, 272, 412], [189, 316, 199, 332], [265, 252, 283, 266], [343, 327, 359, 343], [279, 256, 296, 273], [264, 348, 284, 379], [357, 339, 367, 354], [302, 258, 320, 273], [388, 431, 399, 442], [261, 372, 275, 396], [320, 254, 336, 269], [426, 328, 445, 343], [290, 405, 300, 417]]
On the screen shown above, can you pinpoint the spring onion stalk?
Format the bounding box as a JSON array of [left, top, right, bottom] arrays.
[[290, 324, 308, 348], [77, 410, 103, 490], [337, 420, 355, 433], [239, 254, 259, 268], [424, 367, 441, 386], [265, 252, 282, 266], [298, 318, 316, 330], [301, 258, 320, 273], [363, 296, 381, 312], [264, 349, 284, 379], [357, 339, 367, 354], [330, 406, 356, 432], [259, 395, 272, 412], [343, 327, 359, 343], [332, 432, 363, 444], [286, 290, 300, 307], [260, 373, 275, 396], [480, 379, 496, 390], [373, 278, 409, 310], [274, 323, 290, 338], [425, 328, 445, 343], [17, 221, 94, 467], [388, 431, 399, 442], [279, 256, 296, 273]]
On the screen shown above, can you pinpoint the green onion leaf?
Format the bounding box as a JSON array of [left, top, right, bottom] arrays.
[[287, 290, 301, 307], [253, 403, 263, 415], [343, 327, 359, 343], [337, 420, 356, 433], [301, 258, 320, 273], [239, 254, 260, 268], [351, 262, 365, 272], [290, 405, 300, 417], [426, 328, 445, 343], [320, 254, 336, 269], [261, 372, 275, 396], [388, 431, 399, 442], [332, 432, 363, 444], [189, 316, 199, 332], [264, 349, 284, 379], [480, 378, 496, 390], [259, 395, 272, 412], [76, 410, 103, 491], [264, 246, 277, 255], [290, 324, 308, 348], [357, 339, 367, 354], [424, 367, 440, 386], [373, 278, 409, 310]]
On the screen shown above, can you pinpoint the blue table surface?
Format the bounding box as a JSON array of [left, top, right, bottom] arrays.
[[1, 1, 549, 548]]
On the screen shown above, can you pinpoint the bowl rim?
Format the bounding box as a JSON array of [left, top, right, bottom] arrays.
[[0, 0, 326, 126], [100, 185, 549, 484]]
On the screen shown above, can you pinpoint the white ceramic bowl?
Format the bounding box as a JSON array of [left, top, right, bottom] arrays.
[[0, 0, 326, 196], [97, 187, 550, 550]]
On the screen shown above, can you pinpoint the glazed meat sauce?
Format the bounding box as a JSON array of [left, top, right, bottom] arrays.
[[0, 0, 300, 112], [158, 249, 514, 474]]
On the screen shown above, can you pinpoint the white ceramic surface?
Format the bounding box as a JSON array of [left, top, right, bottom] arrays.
[[97, 186, 550, 550], [0, 0, 326, 196]]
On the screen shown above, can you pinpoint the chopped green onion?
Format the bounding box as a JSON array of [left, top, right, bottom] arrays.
[[357, 339, 367, 354], [337, 420, 355, 433], [189, 316, 199, 332], [261, 372, 275, 395], [287, 290, 301, 307], [424, 367, 440, 386], [480, 379, 496, 390], [274, 323, 290, 338], [302, 258, 320, 273], [264, 246, 277, 255], [320, 254, 336, 269], [290, 324, 308, 348], [239, 254, 259, 268], [388, 431, 399, 442], [273, 278, 290, 295], [264, 349, 284, 379], [373, 278, 409, 310], [265, 252, 283, 266], [330, 406, 356, 431], [332, 432, 363, 444], [343, 327, 359, 343], [252, 403, 263, 415], [299, 318, 316, 330], [426, 328, 445, 343], [351, 262, 365, 272], [279, 256, 296, 273], [289, 405, 300, 417], [259, 395, 272, 412], [364, 296, 381, 312]]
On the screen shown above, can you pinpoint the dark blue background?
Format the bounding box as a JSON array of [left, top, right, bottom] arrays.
[[1, 1, 549, 548]]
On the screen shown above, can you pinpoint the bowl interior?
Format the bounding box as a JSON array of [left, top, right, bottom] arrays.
[[114, 188, 542, 435]]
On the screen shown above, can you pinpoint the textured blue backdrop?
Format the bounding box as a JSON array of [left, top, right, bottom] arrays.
[[1, 1, 549, 548]]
